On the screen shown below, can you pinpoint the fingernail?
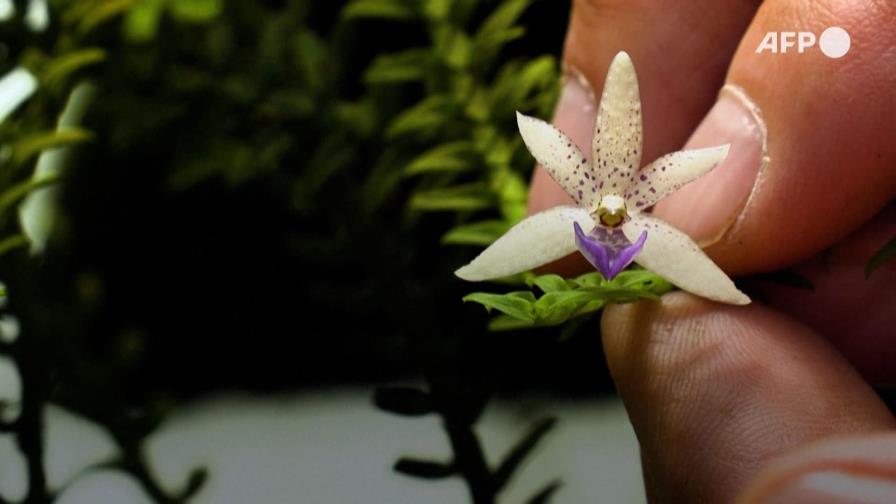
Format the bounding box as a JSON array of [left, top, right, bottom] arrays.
[[763, 471, 896, 504], [528, 66, 598, 214], [654, 85, 767, 246]]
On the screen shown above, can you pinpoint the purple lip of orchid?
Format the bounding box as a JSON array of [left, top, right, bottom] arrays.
[[574, 222, 648, 280]]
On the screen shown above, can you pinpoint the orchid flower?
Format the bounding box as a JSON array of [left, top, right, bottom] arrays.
[[456, 51, 749, 305]]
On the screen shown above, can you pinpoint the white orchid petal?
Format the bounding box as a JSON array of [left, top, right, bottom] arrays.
[[593, 51, 642, 195], [456, 206, 593, 281], [516, 112, 599, 208], [624, 214, 750, 305], [625, 145, 730, 209]]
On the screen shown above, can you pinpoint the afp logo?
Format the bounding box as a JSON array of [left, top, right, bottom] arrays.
[[755, 27, 851, 59]]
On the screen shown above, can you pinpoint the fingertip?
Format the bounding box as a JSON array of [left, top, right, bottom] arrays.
[[599, 292, 893, 502], [737, 434, 896, 504]]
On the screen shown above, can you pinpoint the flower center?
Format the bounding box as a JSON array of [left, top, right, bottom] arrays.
[[594, 194, 628, 228]]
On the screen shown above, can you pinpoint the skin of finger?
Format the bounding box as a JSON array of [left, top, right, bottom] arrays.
[[657, 0, 896, 275], [601, 292, 896, 503], [759, 206, 896, 385], [736, 434, 896, 503], [528, 0, 759, 215]]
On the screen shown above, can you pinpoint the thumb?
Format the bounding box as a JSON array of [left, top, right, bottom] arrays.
[[601, 293, 895, 503], [654, 0, 896, 275], [737, 434, 896, 503]]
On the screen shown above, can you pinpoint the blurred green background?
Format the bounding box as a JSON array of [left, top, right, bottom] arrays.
[[0, 1, 647, 502]]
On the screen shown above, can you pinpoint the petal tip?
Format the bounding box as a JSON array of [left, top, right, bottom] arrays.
[[732, 292, 751, 305], [612, 50, 632, 64], [712, 288, 751, 306], [609, 51, 634, 74], [454, 265, 480, 282], [713, 143, 731, 160]]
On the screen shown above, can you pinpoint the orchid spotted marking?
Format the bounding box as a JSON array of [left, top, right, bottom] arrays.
[[455, 51, 749, 305]]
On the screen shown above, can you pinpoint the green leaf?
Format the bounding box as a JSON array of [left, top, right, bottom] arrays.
[[74, 0, 140, 34], [531, 274, 569, 293], [612, 269, 663, 288], [42, 49, 106, 89], [494, 417, 557, 492], [364, 49, 432, 84], [342, 0, 416, 20], [292, 29, 330, 93], [472, 0, 531, 67], [422, 0, 451, 21], [487, 314, 536, 331], [10, 128, 94, 165], [404, 142, 475, 176], [533, 291, 599, 326], [475, 27, 525, 56], [476, 0, 531, 40], [374, 387, 435, 416], [168, 0, 222, 22], [385, 96, 454, 138], [463, 291, 535, 322], [488, 56, 557, 118], [0, 235, 28, 257], [568, 272, 604, 288], [123, 0, 164, 42], [610, 269, 675, 297], [409, 183, 493, 212], [394, 458, 456, 479], [492, 169, 528, 223], [359, 148, 405, 213], [0, 175, 61, 217], [866, 235, 896, 278], [467, 268, 674, 331], [431, 25, 472, 70], [441, 220, 511, 246]]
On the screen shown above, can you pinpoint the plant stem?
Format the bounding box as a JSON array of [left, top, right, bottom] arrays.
[[14, 334, 50, 503], [443, 416, 495, 504]]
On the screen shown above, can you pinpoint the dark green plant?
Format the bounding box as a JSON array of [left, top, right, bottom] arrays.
[[347, 0, 560, 244], [0, 0, 582, 503]]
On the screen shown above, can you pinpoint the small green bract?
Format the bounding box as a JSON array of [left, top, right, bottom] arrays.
[[464, 269, 673, 331]]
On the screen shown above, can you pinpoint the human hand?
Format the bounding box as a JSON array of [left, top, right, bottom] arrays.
[[531, 0, 896, 501]]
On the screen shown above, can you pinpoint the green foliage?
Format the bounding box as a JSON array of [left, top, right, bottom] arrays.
[[342, 0, 417, 21], [465, 270, 675, 331], [8, 128, 93, 165], [124, 0, 222, 41], [441, 220, 511, 246], [0, 235, 27, 258], [866, 235, 896, 278], [346, 0, 560, 245], [2, 0, 573, 502]]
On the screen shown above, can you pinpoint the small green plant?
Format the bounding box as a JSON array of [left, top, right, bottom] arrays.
[[465, 269, 673, 331]]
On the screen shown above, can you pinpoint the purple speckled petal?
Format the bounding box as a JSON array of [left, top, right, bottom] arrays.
[[574, 223, 647, 280]]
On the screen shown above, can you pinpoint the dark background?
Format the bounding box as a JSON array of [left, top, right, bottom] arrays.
[[5, 0, 617, 419]]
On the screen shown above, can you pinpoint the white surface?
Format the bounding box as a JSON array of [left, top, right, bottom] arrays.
[[0, 0, 14, 21], [0, 390, 646, 504], [0, 68, 37, 123]]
